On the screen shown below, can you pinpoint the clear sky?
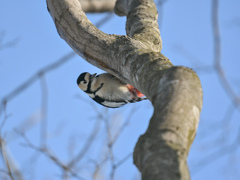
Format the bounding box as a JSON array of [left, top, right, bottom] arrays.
[[0, 0, 240, 180]]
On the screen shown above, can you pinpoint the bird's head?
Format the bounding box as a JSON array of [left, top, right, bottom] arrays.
[[76, 72, 97, 91]]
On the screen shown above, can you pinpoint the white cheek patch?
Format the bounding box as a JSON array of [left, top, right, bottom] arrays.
[[78, 84, 87, 91]]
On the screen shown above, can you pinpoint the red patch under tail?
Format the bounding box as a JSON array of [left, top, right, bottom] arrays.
[[126, 84, 145, 97]]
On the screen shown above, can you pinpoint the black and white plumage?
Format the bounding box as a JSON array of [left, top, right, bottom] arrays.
[[76, 72, 147, 108]]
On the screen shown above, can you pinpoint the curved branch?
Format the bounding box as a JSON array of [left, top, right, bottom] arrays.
[[47, 0, 155, 83], [115, 0, 162, 52], [46, 0, 203, 179], [134, 66, 202, 180]]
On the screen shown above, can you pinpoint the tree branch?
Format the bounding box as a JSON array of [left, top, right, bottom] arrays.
[[115, 0, 162, 52], [212, 0, 240, 109], [0, 51, 76, 117], [47, 0, 152, 83], [46, 0, 203, 179]]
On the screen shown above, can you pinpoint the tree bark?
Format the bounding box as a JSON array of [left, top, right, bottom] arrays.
[[46, 0, 203, 179]]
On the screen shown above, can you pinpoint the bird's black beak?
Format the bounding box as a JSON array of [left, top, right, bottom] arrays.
[[90, 73, 97, 80]]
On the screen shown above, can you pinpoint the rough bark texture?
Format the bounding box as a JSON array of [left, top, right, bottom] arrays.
[[46, 0, 203, 179]]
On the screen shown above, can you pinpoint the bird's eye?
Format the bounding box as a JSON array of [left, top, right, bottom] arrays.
[[83, 81, 87, 84]]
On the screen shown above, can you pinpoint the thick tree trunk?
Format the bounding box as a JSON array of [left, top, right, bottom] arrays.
[[46, 0, 203, 179]]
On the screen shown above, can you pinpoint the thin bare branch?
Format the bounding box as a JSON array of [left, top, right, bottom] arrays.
[[98, 109, 117, 180], [67, 118, 102, 168], [173, 44, 212, 68], [115, 152, 133, 167], [95, 12, 114, 28], [0, 137, 24, 180], [39, 74, 48, 148], [157, 0, 168, 28], [192, 127, 240, 176], [111, 106, 137, 145], [212, 0, 240, 109], [16, 130, 86, 180], [0, 138, 14, 180], [92, 163, 100, 180], [0, 31, 19, 51], [0, 102, 8, 135], [4, 109, 43, 144], [197, 103, 236, 141], [0, 51, 76, 117], [91, 152, 109, 180]]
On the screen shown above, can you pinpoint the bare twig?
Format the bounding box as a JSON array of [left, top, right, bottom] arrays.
[[95, 12, 114, 28], [109, 146, 115, 180], [192, 127, 240, 175], [21, 151, 41, 180], [111, 106, 137, 145], [101, 109, 117, 180], [104, 107, 138, 180], [90, 152, 110, 180], [39, 74, 48, 147], [67, 117, 102, 168], [0, 138, 14, 180], [190, 0, 240, 177], [115, 152, 133, 167], [157, 0, 168, 28], [0, 38, 19, 51], [16, 130, 86, 180], [197, 103, 235, 141], [0, 51, 76, 117], [0, 102, 8, 135], [173, 44, 215, 74], [4, 109, 43, 144], [0, 137, 24, 180], [86, 106, 136, 180], [92, 161, 101, 180], [0, 31, 19, 51], [212, 0, 240, 109]]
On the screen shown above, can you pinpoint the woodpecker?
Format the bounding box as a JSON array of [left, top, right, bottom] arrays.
[[76, 72, 147, 108]]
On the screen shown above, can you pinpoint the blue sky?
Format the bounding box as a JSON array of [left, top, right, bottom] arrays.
[[0, 0, 240, 180]]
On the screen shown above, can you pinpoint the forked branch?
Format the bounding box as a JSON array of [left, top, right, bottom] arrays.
[[46, 0, 203, 179]]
